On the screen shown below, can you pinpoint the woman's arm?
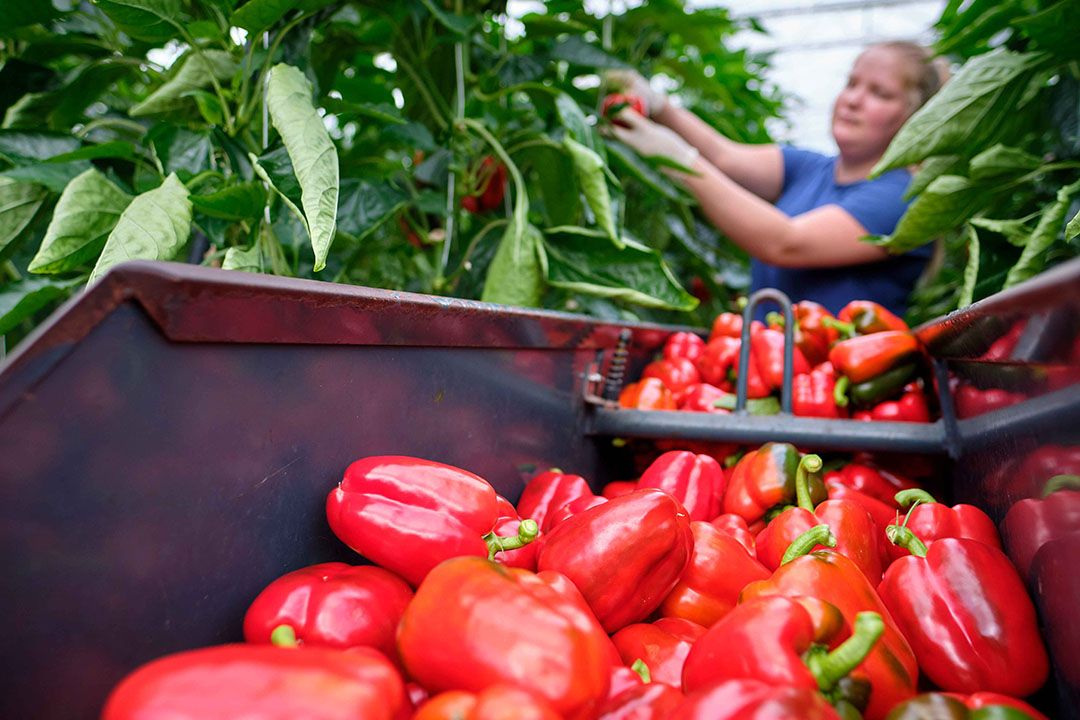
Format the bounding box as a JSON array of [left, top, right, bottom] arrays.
[[653, 103, 785, 202], [679, 157, 891, 268]]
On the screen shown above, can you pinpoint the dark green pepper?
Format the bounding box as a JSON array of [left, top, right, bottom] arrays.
[[835, 363, 918, 408]]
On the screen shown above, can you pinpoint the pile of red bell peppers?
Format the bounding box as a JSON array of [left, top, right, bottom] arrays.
[[619, 300, 933, 422], [102, 448, 1056, 719]]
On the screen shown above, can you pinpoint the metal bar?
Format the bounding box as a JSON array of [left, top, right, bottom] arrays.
[[932, 358, 962, 460], [586, 407, 947, 454], [736, 288, 795, 414], [956, 384, 1080, 452]]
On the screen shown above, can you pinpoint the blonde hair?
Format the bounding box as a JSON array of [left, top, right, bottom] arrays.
[[870, 41, 950, 112]]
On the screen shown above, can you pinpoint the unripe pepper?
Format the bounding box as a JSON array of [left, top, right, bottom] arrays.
[[880, 528, 1049, 697], [397, 557, 613, 720], [102, 645, 405, 720], [242, 562, 413, 662], [326, 456, 536, 587], [637, 450, 725, 521], [537, 488, 694, 633]]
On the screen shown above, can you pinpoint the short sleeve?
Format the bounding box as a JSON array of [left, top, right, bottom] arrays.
[[780, 146, 827, 193]]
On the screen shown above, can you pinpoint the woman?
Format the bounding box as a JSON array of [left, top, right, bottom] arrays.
[[607, 42, 948, 317]]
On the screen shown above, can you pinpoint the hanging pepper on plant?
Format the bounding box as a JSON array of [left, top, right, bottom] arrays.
[[461, 156, 506, 213]]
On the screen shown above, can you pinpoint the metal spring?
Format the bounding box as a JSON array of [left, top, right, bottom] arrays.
[[603, 328, 633, 402]]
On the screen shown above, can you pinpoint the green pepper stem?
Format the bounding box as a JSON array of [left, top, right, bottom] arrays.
[[885, 523, 929, 557], [805, 612, 884, 691], [1042, 474, 1080, 497], [484, 518, 540, 560], [795, 454, 823, 512], [270, 624, 299, 648], [833, 375, 850, 408], [822, 316, 856, 339], [895, 488, 937, 508], [631, 658, 651, 684], [782, 524, 837, 564], [766, 311, 784, 328]]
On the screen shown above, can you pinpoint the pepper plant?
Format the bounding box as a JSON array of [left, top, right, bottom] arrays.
[[0, 0, 782, 352], [870, 0, 1080, 323]]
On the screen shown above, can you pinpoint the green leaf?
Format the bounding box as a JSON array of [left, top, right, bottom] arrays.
[[147, 126, 213, 180], [0, 130, 80, 164], [1013, 0, 1080, 61], [0, 161, 92, 193], [250, 152, 306, 229], [872, 50, 1049, 176], [1066, 208, 1079, 241], [969, 216, 1033, 247], [496, 55, 546, 87], [563, 136, 620, 246], [30, 169, 132, 274], [266, 63, 339, 272], [874, 175, 998, 253], [958, 224, 979, 307], [606, 139, 686, 203], [254, 145, 301, 206], [0, 2, 63, 34], [542, 227, 697, 311], [322, 98, 405, 125], [0, 179, 48, 259], [555, 93, 596, 153], [1005, 180, 1080, 289], [520, 144, 581, 227], [130, 49, 237, 118], [0, 277, 77, 336], [418, 0, 477, 36], [968, 144, 1042, 180], [95, 0, 183, 42], [46, 141, 136, 164], [89, 173, 192, 285], [190, 182, 267, 221], [905, 156, 965, 200], [222, 243, 262, 272], [336, 179, 407, 238], [549, 37, 628, 70], [230, 0, 298, 33], [482, 222, 544, 308]]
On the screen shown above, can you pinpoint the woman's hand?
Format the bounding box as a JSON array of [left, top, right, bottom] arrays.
[[604, 69, 668, 117], [608, 109, 700, 171]]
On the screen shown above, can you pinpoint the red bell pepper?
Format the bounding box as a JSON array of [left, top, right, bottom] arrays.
[[545, 493, 607, 529], [886, 692, 1048, 719], [682, 595, 884, 717], [828, 330, 921, 384], [677, 382, 730, 413], [102, 645, 405, 720], [1001, 475, 1080, 580], [678, 679, 842, 719], [491, 495, 540, 571], [709, 312, 742, 340], [605, 664, 645, 702], [618, 377, 676, 410], [662, 331, 706, 363], [953, 383, 1028, 419], [722, 442, 827, 524], [516, 469, 593, 533], [709, 512, 757, 554], [754, 455, 884, 584], [824, 480, 899, 552], [880, 527, 1049, 696], [853, 382, 931, 423], [695, 335, 771, 398], [397, 557, 613, 720], [242, 562, 413, 662], [751, 323, 811, 391], [826, 461, 915, 505], [767, 301, 839, 365], [611, 617, 706, 687], [637, 450, 725, 521], [833, 300, 910, 336], [642, 356, 701, 400], [536, 488, 694, 633], [793, 366, 848, 418], [597, 682, 683, 720], [658, 521, 770, 627], [414, 685, 561, 720], [461, 156, 506, 214], [326, 456, 537, 587], [740, 527, 918, 720], [886, 488, 1001, 564], [601, 480, 638, 500]]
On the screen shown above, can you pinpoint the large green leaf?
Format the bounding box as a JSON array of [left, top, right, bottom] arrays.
[[130, 49, 237, 117], [0, 179, 48, 259], [542, 227, 697, 311], [336, 179, 406, 238], [190, 182, 266, 221], [904, 155, 965, 199], [969, 216, 1033, 247], [255, 145, 302, 206], [549, 37, 628, 70], [555, 92, 597, 153], [563, 136, 619, 246], [0, 161, 92, 193], [872, 50, 1048, 175], [482, 222, 544, 307], [520, 144, 581, 228], [266, 63, 339, 272], [30, 168, 132, 274], [0, 2, 63, 35], [967, 144, 1042, 180], [874, 175, 997, 253], [147, 126, 213, 179], [95, 0, 183, 42], [89, 173, 192, 285], [1004, 179, 1080, 289], [230, 0, 298, 33], [606, 139, 687, 203], [1014, 0, 1080, 61], [0, 277, 77, 336], [0, 131, 80, 164]]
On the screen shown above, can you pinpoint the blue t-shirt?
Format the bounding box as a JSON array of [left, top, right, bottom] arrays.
[[749, 146, 931, 317]]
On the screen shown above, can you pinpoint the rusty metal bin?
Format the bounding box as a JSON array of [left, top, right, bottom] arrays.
[[1, 259, 1077, 718]]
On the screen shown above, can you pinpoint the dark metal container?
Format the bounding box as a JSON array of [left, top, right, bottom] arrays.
[[1, 259, 1077, 718]]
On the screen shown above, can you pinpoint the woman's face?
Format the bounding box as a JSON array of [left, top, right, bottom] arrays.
[[831, 46, 917, 163]]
